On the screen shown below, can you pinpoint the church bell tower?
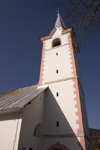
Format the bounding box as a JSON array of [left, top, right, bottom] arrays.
[[38, 11, 91, 150]]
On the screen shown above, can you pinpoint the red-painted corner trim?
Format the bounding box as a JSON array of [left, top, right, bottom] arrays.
[[79, 137, 86, 150], [47, 142, 69, 150], [40, 34, 50, 41], [68, 32, 86, 150], [38, 41, 46, 86], [73, 78, 84, 133]]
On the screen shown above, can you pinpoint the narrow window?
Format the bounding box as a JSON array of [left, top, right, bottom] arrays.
[[56, 121, 59, 127], [56, 92, 59, 96], [52, 38, 61, 47], [56, 70, 58, 73], [33, 124, 42, 138]]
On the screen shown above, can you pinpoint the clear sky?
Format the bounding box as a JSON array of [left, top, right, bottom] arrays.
[[0, 0, 100, 129]]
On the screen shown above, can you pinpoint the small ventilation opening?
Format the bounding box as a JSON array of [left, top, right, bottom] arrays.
[[56, 92, 59, 96], [56, 70, 58, 73], [56, 121, 59, 127], [53, 38, 61, 47]]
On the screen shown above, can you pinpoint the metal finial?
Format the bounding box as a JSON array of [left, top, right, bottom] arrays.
[[57, 8, 60, 14]]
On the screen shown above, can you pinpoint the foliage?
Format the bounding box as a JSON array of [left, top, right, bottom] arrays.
[[44, 0, 100, 43], [89, 128, 100, 150]]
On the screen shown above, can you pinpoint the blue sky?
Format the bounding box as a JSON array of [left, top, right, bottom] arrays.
[[0, 0, 100, 129]]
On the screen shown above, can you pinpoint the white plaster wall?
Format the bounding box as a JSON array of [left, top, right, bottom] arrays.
[[43, 137, 81, 150], [42, 31, 82, 149], [0, 118, 22, 150], [73, 48, 90, 139], [43, 80, 79, 135], [41, 28, 90, 149], [51, 28, 62, 38], [18, 92, 44, 150], [43, 44, 73, 84], [45, 33, 69, 50]]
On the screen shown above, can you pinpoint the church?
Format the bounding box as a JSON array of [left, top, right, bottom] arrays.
[[0, 12, 91, 150]]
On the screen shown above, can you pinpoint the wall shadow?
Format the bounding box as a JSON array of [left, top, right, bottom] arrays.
[[43, 87, 86, 150]]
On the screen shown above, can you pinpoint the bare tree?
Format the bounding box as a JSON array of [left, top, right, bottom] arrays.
[[44, 0, 100, 43]]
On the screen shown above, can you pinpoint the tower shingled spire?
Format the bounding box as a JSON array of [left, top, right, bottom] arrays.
[[54, 10, 66, 29]]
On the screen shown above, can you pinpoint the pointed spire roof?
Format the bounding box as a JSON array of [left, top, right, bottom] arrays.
[[54, 10, 66, 29]]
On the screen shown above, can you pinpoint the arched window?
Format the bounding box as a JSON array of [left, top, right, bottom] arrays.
[[52, 38, 61, 47], [33, 124, 42, 138]]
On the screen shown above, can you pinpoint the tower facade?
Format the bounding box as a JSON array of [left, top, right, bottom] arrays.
[[38, 12, 91, 150]]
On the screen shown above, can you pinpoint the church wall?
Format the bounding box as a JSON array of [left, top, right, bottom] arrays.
[[43, 44, 74, 84], [73, 48, 83, 86], [38, 23, 91, 149], [43, 138, 82, 150], [78, 83, 91, 150], [0, 116, 22, 150], [40, 30, 87, 149], [44, 33, 69, 51], [18, 92, 44, 150], [43, 81, 79, 135], [79, 83, 90, 138], [51, 28, 62, 39], [38, 31, 72, 86], [71, 35, 91, 148], [42, 81, 84, 150]]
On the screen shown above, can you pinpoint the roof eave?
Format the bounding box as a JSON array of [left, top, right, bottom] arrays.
[[39, 34, 50, 42], [0, 107, 22, 115], [39, 27, 72, 42]]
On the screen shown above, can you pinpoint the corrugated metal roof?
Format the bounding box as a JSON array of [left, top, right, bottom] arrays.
[[0, 85, 47, 111]]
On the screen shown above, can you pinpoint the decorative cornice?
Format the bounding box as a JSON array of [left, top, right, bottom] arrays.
[[43, 133, 91, 143], [45, 76, 78, 85], [42, 42, 72, 52], [40, 28, 73, 42], [43, 133, 85, 138]]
